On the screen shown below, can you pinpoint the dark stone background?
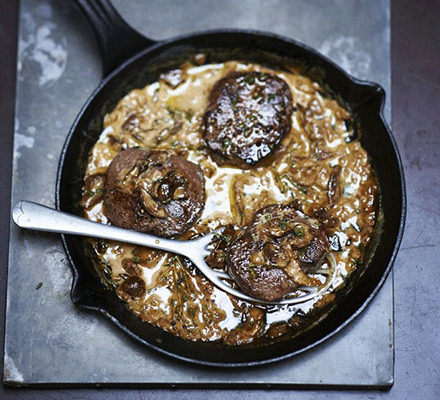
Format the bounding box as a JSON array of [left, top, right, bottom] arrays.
[[0, 0, 438, 398]]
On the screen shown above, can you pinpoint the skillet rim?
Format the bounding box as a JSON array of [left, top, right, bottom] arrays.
[[55, 28, 406, 367]]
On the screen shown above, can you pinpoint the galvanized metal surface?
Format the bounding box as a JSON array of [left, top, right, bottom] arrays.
[[4, 0, 393, 387]]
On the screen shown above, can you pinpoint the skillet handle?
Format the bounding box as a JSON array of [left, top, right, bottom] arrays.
[[75, 0, 156, 77]]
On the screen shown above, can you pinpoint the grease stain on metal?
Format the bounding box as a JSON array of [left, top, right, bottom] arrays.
[[319, 36, 372, 80], [3, 354, 24, 385], [18, 6, 68, 86]]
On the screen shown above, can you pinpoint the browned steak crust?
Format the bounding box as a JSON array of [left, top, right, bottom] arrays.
[[203, 71, 293, 168]]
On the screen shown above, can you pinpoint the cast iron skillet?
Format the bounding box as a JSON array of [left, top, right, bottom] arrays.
[[56, 0, 406, 366]]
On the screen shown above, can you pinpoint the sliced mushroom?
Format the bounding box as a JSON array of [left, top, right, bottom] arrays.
[[226, 202, 330, 301]]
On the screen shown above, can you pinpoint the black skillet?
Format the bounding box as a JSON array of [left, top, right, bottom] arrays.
[[56, 0, 406, 366]]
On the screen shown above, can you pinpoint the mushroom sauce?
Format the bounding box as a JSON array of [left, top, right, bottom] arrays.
[[80, 59, 380, 345]]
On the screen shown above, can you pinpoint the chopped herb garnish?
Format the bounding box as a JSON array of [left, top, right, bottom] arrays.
[[222, 233, 232, 243], [293, 224, 305, 237], [168, 255, 181, 266], [213, 232, 232, 244], [279, 221, 288, 230], [247, 265, 258, 279], [110, 281, 119, 289], [166, 106, 176, 116], [185, 109, 194, 120], [244, 75, 255, 85], [314, 142, 320, 153], [299, 186, 308, 194], [103, 265, 111, 278], [222, 138, 231, 149], [188, 307, 196, 317]]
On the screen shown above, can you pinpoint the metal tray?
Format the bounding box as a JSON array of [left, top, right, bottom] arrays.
[[4, 0, 393, 387]]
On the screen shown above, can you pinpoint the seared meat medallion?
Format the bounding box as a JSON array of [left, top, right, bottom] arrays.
[[226, 203, 330, 301], [103, 148, 205, 237], [204, 71, 293, 168]]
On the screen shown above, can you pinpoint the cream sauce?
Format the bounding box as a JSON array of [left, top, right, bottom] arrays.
[[80, 60, 379, 344]]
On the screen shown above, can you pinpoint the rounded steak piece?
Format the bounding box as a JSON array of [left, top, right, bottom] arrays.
[[103, 148, 205, 237], [203, 71, 293, 168], [226, 203, 330, 301]]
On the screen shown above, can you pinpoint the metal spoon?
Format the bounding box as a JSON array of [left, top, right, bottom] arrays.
[[12, 200, 336, 305]]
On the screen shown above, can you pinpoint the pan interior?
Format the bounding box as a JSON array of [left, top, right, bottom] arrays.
[[57, 31, 404, 366]]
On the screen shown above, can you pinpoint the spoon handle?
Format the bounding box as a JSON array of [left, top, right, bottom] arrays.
[[12, 201, 335, 305], [12, 200, 188, 255]]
